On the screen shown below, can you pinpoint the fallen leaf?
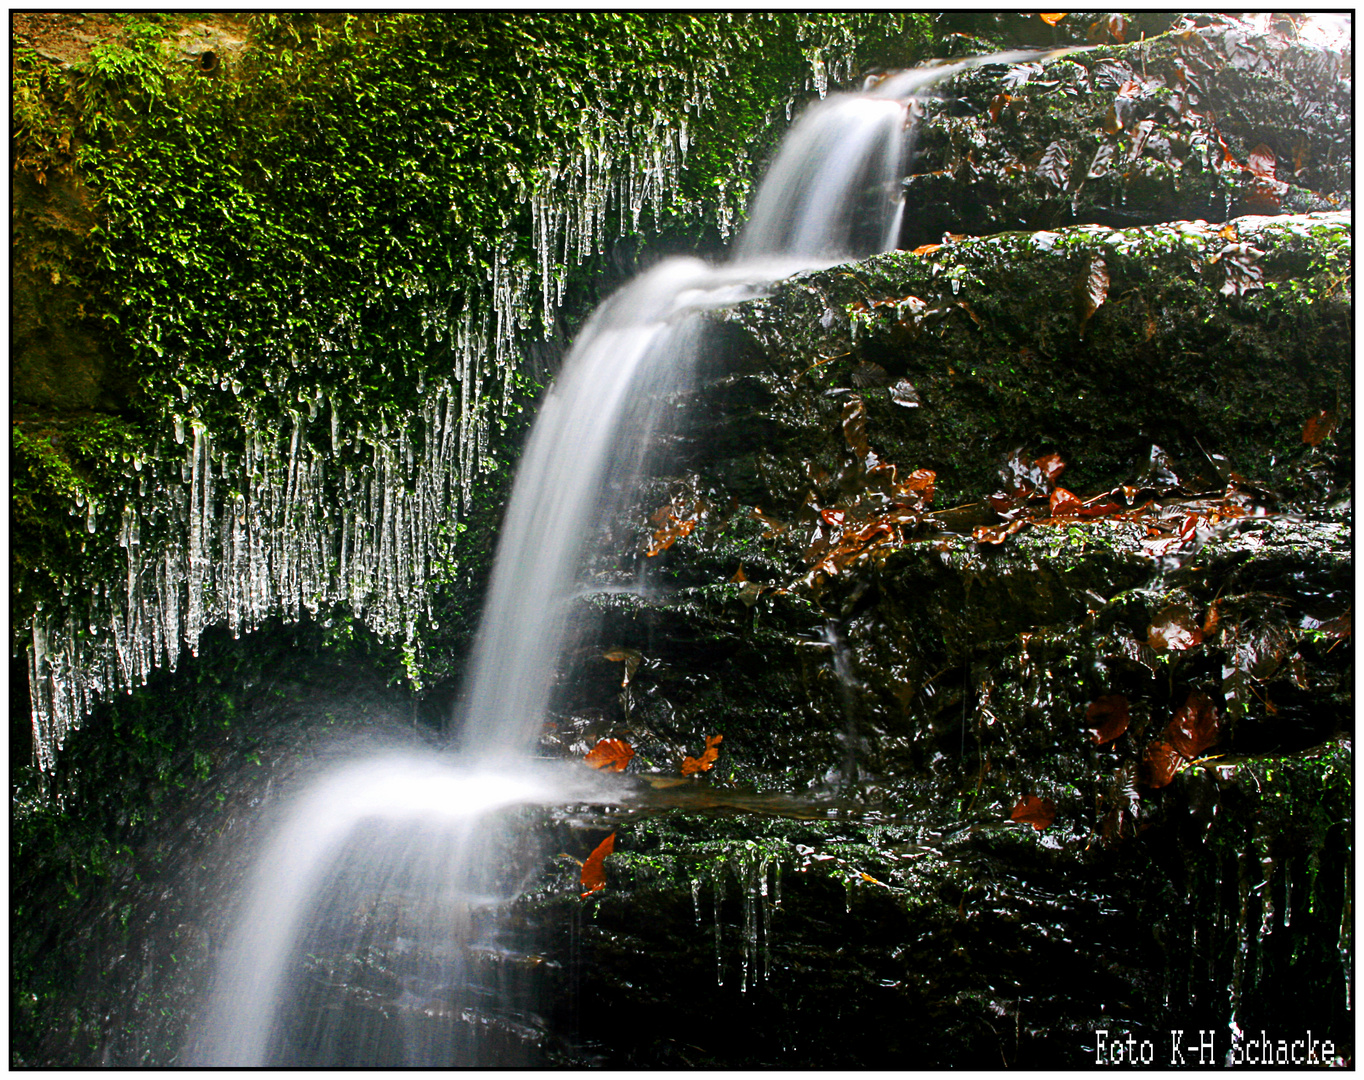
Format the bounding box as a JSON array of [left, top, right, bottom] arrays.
[[602, 648, 643, 686], [1010, 794, 1057, 830], [890, 378, 921, 408], [988, 92, 1013, 123], [1039, 12, 1066, 26], [1216, 243, 1265, 297], [851, 361, 891, 388], [1148, 607, 1204, 651], [580, 832, 616, 897], [974, 518, 1029, 545], [1166, 690, 1219, 760], [1080, 255, 1109, 333], [1049, 487, 1084, 517], [896, 468, 936, 506], [750, 507, 788, 538], [1247, 143, 1276, 179], [645, 496, 706, 556], [645, 776, 691, 789], [1087, 694, 1131, 744], [1140, 739, 1182, 788], [1036, 140, 1071, 190], [681, 733, 724, 776], [1088, 141, 1119, 176], [1302, 409, 1337, 446], [730, 564, 747, 584], [584, 738, 635, 772], [909, 242, 942, 257], [841, 396, 873, 462]]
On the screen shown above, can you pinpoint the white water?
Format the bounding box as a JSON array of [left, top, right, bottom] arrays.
[[191, 50, 1060, 1066]]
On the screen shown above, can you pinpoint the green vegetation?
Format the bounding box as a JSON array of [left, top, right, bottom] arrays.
[[11, 10, 933, 686]]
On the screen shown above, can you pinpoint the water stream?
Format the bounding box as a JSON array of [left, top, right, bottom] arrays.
[[189, 50, 1057, 1067]]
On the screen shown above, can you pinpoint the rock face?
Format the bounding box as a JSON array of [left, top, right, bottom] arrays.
[[512, 20, 1352, 1067], [10, 15, 1353, 1069], [520, 211, 1351, 1064], [899, 17, 1351, 247]]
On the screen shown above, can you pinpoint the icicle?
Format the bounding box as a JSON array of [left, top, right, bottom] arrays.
[[1340, 860, 1352, 1011], [1225, 849, 1251, 1066], [759, 855, 772, 983], [712, 861, 726, 988]]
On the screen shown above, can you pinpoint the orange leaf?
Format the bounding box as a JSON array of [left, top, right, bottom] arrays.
[[584, 738, 635, 772], [1010, 794, 1056, 830], [909, 243, 942, 257], [1039, 12, 1066, 26], [681, 734, 723, 776], [896, 468, 936, 506], [1049, 487, 1083, 517], [1086, 694, 1130, 745], [1302, 409, 1337, 446], [1166, 690, 1219, 760], [730, 563, 747, 584], [1035, 452, 1067, 487], [988, 92, 1012, 123], [974, 518, 1029, 545], [580, 832, 616, 898]]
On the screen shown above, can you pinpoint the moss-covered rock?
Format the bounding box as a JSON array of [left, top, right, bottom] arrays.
[[899, 17, 1351, 247]]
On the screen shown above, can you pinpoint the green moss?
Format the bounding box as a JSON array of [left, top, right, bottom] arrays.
[[11, 11, 935, 690]]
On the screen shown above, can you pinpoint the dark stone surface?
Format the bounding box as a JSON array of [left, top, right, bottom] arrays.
[[898, 18, 1351, 249]]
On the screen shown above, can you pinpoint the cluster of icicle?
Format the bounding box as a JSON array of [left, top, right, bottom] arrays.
[[27, 373, 484, 770], [25, 41, 864, 772]]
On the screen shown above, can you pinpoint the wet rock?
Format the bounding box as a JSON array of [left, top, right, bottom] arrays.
[[899, 16, 1351, 248]]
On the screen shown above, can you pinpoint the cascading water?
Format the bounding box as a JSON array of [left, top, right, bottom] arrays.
[[189, 49, 1060, 1066]]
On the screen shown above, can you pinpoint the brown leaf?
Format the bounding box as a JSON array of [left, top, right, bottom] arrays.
[[1302, 409, 1337, 446], [681, 734, 723, 776], [1010, 794, 1056, 830], [889, 378, 921, 408], [1087, 694, 1131, 745], [1140, 739, 1182, 788], [1166, 690, 1219, 760], [1039, 13, 1066, 26], [1148, 607, 1204, 651], [580, 832, 616, 897], [729, 564, 747, 584], [1088, 13, 1128, 42], [1292, 135, 1309, 176], [988, 92, 1012, 123], [750, 507, 787, 538], [851, 361, 890, 388], [974, 518, 1029, 545], [1036, 140, 1071, 190], [895, 468, 936, 506], [909, 243, 942, 257], [602, 648, 642, 685], [1049, 487, 1083, 517], [1217, 243, 1265, 297], [841, 396, 872, 462], [1247, 143, 1277, 179], [1080, 255, 1109, 332], [584, 738, 635, 772], [645, 496, 706, 556], [1035, 452, 1067, 487]]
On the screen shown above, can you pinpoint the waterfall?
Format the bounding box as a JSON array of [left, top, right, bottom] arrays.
[[189, 50, 1058, 1067]]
